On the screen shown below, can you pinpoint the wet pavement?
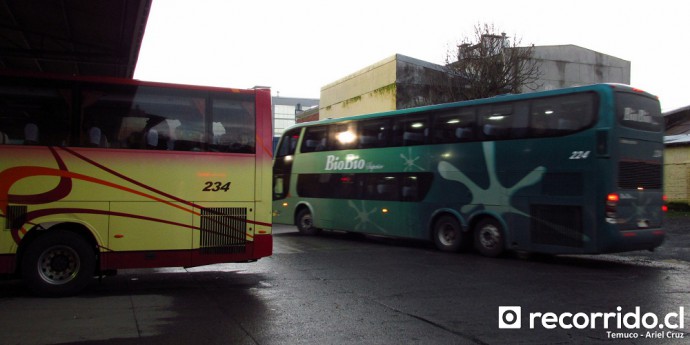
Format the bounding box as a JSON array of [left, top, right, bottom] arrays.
[[0, 215, 689, 344]]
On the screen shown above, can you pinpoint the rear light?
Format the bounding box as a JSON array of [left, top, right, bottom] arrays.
[[662, 195, 668, 212], [606, 193, 619, 224]]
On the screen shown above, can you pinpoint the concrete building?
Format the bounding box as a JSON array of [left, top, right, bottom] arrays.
[[318, 46, 631, 121], [526, 45, 630, 92], [319, 54, 460, 120], [272, 96, 318, 136]]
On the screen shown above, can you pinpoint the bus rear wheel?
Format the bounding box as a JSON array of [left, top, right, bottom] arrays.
[[433, 215, 467, 252], [474, 218, 505, 257], [296, 208, 321, 235], [21, 230, 96, 297]]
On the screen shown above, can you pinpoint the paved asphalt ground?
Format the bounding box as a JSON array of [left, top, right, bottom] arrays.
[[0, 213, 688, 344]]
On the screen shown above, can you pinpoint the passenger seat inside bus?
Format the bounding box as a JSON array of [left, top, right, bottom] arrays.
[[87, 127, 109, 147], [558, 118, 579, 131], [24, 123, 39, 145], [455, 127, 474, 140], [146, 129, 159, 149]]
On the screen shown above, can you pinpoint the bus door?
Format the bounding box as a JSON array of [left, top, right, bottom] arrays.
[[272, 128, 300, 225]]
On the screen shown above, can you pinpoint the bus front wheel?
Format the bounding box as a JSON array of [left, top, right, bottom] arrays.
[[21, 230, 96, 297], [433, 215, 467, 252], [474, 218, 505, 257], [296, 208, 321, 235]]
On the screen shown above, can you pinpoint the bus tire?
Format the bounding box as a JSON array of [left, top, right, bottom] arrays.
[[433, 215, 466, 252], [474, 218, 505, 257], [21, 230, 96, 297], [296, 208, 321, 235]]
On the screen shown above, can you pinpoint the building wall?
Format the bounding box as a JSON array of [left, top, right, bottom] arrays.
[[319, 55, 398, 119], [665, 146, 690, 204], [395, 55, 461, 109], [320, 47, 631, 121], [526, 45, 630, 92], [272, 96, 318, 136], [320, 54, 457, 119]]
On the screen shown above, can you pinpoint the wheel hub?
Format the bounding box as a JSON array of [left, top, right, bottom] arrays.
[[38, 245, 80, 285]]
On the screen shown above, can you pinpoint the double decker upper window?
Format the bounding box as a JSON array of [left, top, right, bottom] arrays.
[[291, 92, 598, 154]]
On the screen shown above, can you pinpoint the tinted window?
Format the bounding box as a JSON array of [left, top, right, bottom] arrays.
[[616, 92, 662, 132], [391, 115, 429, 146], [0, 81, 71, 146], [432, 108, 476, 143], [479, 102, 529, 140], [297, 172, 433, 202], [210, 92, 255, 153], [301, 125, 328, 153], [81, 84, 255, 152], [530, 93, 596, 137], [328, 122, 357, 151], [276, 128, 301, 157], [357, 118, 390, 149], [82, 85, 207, 150]]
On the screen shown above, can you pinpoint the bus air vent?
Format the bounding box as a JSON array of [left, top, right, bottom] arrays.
[[6, 206, 27, 230], [618, 162, 662, 190], [530, 205, 583, 247], [200, 207, 247, 254]]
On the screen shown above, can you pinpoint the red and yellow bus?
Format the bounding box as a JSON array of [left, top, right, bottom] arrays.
[[0, 72, 273, 296]]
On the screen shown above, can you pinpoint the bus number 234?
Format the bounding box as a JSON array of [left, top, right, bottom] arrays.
[[569, 151, 590, 160], [203, 181, 232, 192]]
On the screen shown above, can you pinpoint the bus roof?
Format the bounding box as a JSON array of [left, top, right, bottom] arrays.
[[0, 69, 264, 95]]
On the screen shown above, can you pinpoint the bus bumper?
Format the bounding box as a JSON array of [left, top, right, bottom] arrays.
[[603, 229, 665, 253], [252, 234, 273, 259]]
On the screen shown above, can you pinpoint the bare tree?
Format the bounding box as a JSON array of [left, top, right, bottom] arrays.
[[444, 23, 542, 100]]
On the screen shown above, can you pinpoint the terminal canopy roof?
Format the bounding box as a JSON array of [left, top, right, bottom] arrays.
[[0, 0, 151, 78]]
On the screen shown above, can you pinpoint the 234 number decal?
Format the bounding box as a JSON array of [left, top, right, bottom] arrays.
[[203, 181, 232, 192]]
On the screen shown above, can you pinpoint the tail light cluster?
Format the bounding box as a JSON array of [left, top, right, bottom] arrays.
[[662, 195, 668, 212], [605, 193, 668, 225], [605, 193, 619, 224]]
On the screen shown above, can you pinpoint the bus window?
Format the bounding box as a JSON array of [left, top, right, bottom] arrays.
[[480, 102, 528, 140], [357, 118, 390, 149], [530, 93, 596, 137], [329, 123, 357, 151], [433, 108, 476, 143], [274, 127, 301, 200], [276, 128, 301, 157], [365, 175, 399, 201], [0, 83, 71, 146], [301, 125, 328, 153], [616, 92, 662, 132], [211, 93, 256, 153], [480, 104, 511, 140], [81, 85, 208, 151], [392, 115, 429, 146]]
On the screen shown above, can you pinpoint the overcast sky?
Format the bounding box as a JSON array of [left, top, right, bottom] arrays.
[[134, 0, 690, 112]]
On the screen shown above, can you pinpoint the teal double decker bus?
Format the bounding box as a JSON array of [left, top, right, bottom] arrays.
[[272, 84, 665, 256]]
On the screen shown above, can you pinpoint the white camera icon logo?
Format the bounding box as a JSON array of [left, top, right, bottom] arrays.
[[498, 306, 522, 329]]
